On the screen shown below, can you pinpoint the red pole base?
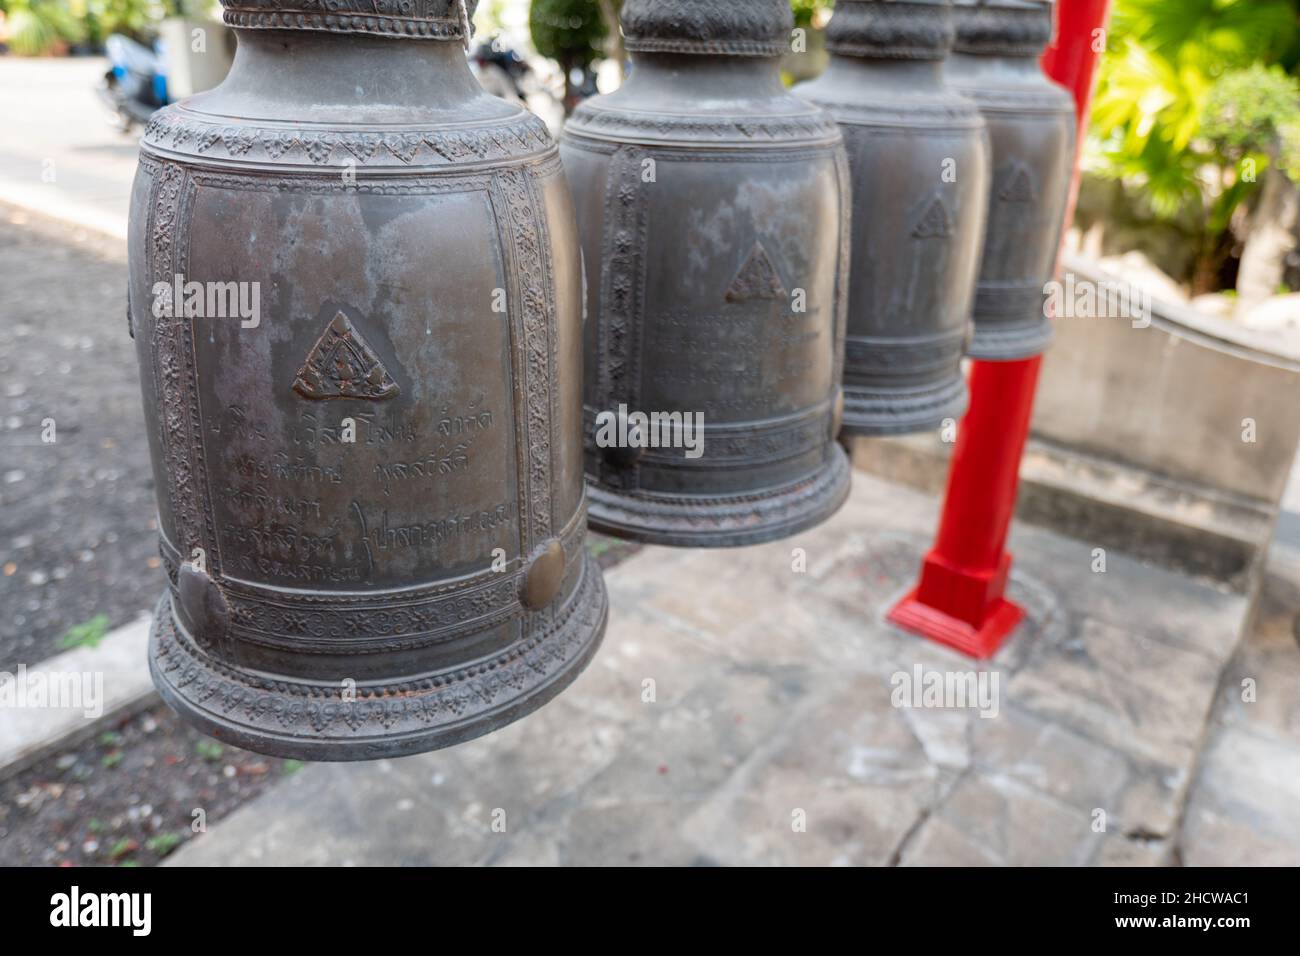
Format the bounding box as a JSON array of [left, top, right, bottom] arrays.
[[888, 549, 1025, 659]]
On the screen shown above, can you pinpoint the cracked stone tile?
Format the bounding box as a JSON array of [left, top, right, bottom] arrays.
[[578, 659, 810, 808], [1090, 833, 1173, 866], [897, 812, 1002, 866], [1008, 615, 1224, 768], [972, 705, 1131, 812], [680, 674, 942, 866], [549, 798, 716, 866], [899, 770, 1101, 866], [1009, 524, 1246, 665]]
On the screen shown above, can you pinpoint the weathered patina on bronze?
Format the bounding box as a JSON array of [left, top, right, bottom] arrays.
[[561, 0, 853, 547], [127, 0, 607, 760], [948, 0, 1074, 360], [799, 0, 989, 434]]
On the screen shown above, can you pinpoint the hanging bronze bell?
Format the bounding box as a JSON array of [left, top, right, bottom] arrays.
[[799, 0, 989, 435], [947, 0, 1074, 360], [127, 0, 608, 760], [561, 0, 853, 547]]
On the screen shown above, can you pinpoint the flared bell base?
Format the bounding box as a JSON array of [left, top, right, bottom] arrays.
[[586, 445, 852, 548], [967, 316, 1054, 362], [841, 373, 969, 437], [148, 553, 609, 761]]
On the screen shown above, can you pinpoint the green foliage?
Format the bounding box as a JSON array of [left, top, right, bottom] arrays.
[[1202, 63, 1300, 181], [791, 0, 833, 29], [528, 0, 607, 71], [1090, 0, 1300, 283], [145, 832, 184, 857], [86, 0, 165, 41], [58, 613, 109, 650], [5, 0, 86, 54], [194, 739, 224, 761], [2, 0, 175, 50]]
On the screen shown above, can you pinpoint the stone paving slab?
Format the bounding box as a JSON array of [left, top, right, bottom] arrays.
[[170, 473, 1252, 866], [0, 58, 136, 241], [1181, 546, 1300, 865]]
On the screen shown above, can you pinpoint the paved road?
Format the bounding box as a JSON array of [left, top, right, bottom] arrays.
[[0, 207, 159, 669], [0, 57, 138, 239]]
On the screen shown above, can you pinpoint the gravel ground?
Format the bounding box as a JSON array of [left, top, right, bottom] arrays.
[[0, 702, 294, 867], [0, 205, 160, 670]]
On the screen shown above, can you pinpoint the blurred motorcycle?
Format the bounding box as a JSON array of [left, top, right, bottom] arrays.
[[97, 34, 170, 132], [469, 35, 532, 106]]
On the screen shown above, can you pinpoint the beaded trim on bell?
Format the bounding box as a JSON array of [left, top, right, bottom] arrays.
[[952, 5, 1053, 57], [220, 0, 473, 39], [825, 0, 955, 61]]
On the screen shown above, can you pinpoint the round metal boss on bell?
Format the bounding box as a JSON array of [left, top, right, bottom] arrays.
[[947, 0, 1075, 360], [128, 0, 608, 760], [561, 0, 853, 547], [799, 0, 990, 435]]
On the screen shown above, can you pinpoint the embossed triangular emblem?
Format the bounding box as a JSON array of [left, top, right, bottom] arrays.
[[725, 242, 788, 302], [999, 162, 1037, 203], [292, 312, 399, 401], [912, 195, 954, 239]]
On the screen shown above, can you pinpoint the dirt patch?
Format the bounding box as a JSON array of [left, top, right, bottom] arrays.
[[0, 702, 298, 867]]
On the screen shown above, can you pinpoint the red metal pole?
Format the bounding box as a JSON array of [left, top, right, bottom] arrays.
[[887, 0, 1111, 658]]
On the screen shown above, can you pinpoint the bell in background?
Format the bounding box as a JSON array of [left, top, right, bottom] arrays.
[[948, 0, 1075, 360], [128, 0, 607, 760], [799, 0, 990, 435], [561, 0, 853, 547]]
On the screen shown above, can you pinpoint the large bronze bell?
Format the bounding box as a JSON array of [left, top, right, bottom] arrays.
[[128, 0, 608, 760], [948, 0, 1074, 360], [799, 0, 990, 435], [561, 0, 853, 547]]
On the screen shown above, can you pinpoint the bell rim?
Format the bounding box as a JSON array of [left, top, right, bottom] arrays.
[[967, 316, 1055, 361], [840, 375, 970, 437], [147, 554, 609, 761], [585, 446, 852, 548]]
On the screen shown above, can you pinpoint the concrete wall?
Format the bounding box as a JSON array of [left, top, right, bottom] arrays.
[[1033, 254, 1300, 507]]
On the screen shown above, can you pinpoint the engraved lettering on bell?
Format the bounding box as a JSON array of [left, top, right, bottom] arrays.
[[292, 312, 400, 402], [561, 0, 852, 547], [126, 0, 608, 760]]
